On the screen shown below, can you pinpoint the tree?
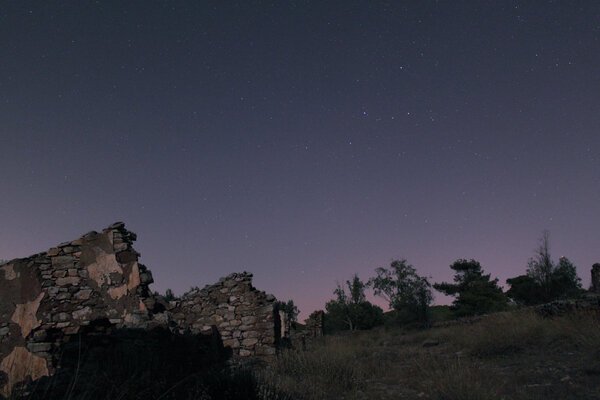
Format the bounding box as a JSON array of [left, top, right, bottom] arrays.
[[164, 288, 176, 301], [368, 259, 433, 324], [324, 274, 384, 333], [526, 230, 555, 300], [434, 259, 509, 317], [516, 231, 584, 303], [346, 274, 366, 304], [506, 275, 542, 306], [277, 299, 299, 323], [553, 257, 583, 299]]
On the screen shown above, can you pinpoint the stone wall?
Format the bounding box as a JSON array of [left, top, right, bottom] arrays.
[[0, 222, 154, 396], [0, 222, 283, 396], [533, 295, 600, 317], [171, 272, 280, 357], [305, 311, 324, 338]]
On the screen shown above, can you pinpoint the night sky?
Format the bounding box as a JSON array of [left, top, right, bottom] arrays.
[[1, 1, 599, 319]]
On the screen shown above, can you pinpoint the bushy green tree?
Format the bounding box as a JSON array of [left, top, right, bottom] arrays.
[[434, 259, 509, 317], [506, 275, 542, 306], [553, 257, 583, 298], [369, 259, 433, 324], [324, 274, 384, 333]]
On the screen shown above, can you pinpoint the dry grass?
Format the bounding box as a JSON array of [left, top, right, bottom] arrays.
[[259, 309, 600, 400], [258, 334, 391, 399], [413, 357, 507, 400]]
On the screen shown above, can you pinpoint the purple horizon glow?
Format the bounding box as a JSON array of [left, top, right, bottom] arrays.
[[1, 1, 599, 320]]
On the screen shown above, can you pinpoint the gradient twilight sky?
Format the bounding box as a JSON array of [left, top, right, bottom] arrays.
[[1, 1, 599, 319]]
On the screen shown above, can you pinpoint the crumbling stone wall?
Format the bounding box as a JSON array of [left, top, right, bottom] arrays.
[[0, 222, 154, 396], [0, 222, 284, 396], [534, 296, 600, 317], [171, 273, 280, 357], [305, 311, 324, 338]]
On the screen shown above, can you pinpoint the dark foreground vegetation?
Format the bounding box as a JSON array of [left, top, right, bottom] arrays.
[[6, 308, 599, 400], [260, 309, 600, 399]]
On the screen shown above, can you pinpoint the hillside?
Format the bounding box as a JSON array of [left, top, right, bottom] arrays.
[[257, 308, 600, 400]]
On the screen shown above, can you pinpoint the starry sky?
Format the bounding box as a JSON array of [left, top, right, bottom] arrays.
[[1, 1, 599, 319]]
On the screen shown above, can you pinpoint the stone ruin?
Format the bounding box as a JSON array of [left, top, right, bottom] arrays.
[[170, 272, 279, 357], [0, 222, 281, 396], [533, 263, 600, 318], [278, 310, 325, 351], [305, 310, 324, 338], [591, 263, 600, 293]]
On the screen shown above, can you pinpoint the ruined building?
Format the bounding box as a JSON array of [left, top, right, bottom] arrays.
[[171, 272, 279, 357], [0, 222, 283, 396]]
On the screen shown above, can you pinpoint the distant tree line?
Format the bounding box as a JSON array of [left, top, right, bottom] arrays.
[[116, 230, 585, 336], [317, 230, 584, 333]]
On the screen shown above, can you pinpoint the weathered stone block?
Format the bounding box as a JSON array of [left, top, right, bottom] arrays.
[[73, 290, 92, 300], [242, 331, 260, 339], [116, 250, 138, 264], [241, 338, 258, 346], [52, 270, 67, 278], [47, 248, 61, 256], [223, 338, 240, 348], [27, 342, 52, 353], [62, 247, 79, 254], [53, 313, 70, 322], [56, 277, 80, 286], [72, 307, 92, 320], [52, 256, 75, 267], [56, 292, 71, 300]]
